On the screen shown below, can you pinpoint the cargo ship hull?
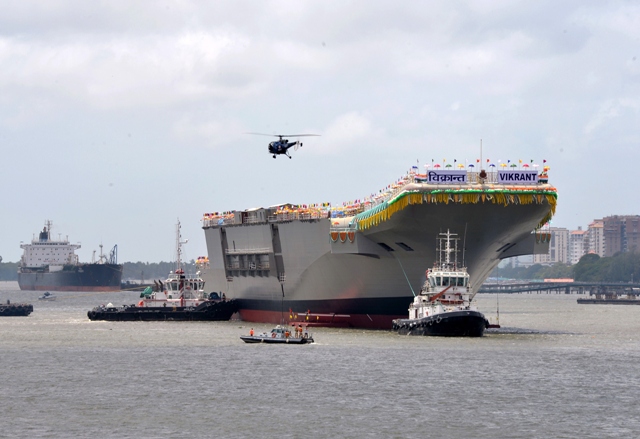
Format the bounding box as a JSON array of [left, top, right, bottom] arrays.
[[18, 264, 123, 292], [203, 180, 557, 329]]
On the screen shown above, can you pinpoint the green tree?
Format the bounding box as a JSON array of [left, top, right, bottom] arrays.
[[573, 253, 603, 282], [0, 262, 19, 281]]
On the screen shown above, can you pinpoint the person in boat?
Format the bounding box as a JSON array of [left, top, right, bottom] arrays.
[[250, 328, 254, 336], [303, 326, 309, 338]]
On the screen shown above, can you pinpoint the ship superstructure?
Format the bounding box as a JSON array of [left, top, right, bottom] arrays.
[[202, 165, 557, 329], [18, 221, 123, 292]]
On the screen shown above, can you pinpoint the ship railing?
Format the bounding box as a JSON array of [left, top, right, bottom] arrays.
[[329, 225, 358, 233], [266, 211, 329, 223], [226, 263, 270, 270], [329, 205, 366, 218], [202, 218, 234, 227], [225, 248, 271, 255], [242, 217, 263, 225]]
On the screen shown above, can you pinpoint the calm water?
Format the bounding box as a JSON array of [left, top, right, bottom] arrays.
[[1, 283, 639, 439]]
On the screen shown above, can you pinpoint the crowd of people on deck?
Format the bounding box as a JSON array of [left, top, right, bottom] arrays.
[[202, 162, 550, 225]]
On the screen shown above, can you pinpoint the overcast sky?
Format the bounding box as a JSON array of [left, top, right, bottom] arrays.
[[1, 1, 638, 263]]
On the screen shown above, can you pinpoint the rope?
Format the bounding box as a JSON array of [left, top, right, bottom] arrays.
[[392, 253, 416, 297]]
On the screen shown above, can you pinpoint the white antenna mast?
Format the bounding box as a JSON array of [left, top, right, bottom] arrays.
[[175, 219, 188, 272]]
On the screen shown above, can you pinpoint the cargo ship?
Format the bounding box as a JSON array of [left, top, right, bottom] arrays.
[[202, 164, 557, 329], [18, 221, 123, 292]]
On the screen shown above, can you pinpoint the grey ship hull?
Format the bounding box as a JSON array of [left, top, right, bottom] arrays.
[[203, 183, 555, 329], [18, 263, 123, 292]]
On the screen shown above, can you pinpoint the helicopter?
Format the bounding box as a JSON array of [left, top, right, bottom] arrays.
[[248, 133, 321, 158]]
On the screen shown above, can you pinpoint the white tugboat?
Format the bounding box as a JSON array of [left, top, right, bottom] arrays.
[[87, 221, 238, 321], [392, 230, 489, 337]]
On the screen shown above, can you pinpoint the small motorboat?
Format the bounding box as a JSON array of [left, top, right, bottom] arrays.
[[38, 292, 57, 301], [240, 325, 314, 344]]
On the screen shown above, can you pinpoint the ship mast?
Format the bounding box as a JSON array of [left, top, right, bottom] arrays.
[[175, 220, 188, 272], [437, 230, 459, 270]]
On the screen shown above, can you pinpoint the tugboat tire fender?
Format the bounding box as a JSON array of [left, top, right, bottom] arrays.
[[436, 316, 441, 324]]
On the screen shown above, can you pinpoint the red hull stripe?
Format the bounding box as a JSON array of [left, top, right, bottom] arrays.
[[238, 309, 405, 330]]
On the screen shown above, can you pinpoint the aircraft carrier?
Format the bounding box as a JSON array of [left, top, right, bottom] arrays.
[[202, 166, 557, 329]]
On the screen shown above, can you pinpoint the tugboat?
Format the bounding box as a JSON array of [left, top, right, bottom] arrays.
[[392, 230, 489, 337], [0, 300, 34, 317], [87, 221, 239, 322], [240, 325, 314, 344]]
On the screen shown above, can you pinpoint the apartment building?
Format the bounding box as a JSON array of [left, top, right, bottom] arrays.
[[534, 227, 569, 264], [603, 215, 640, 256], [569, 228, 586, 264], [585, 219, 605, 257]]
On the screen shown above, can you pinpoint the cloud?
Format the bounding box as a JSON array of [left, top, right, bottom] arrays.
[[172, 115, 247, 149], [2, 1, 640, 262], [0, 29, 260, 112], [312, 111, 381, 154], [584, 98, 640, 135]]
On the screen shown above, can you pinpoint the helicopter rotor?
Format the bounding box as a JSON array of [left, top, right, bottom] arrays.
[[247, 132, 320, 138]]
